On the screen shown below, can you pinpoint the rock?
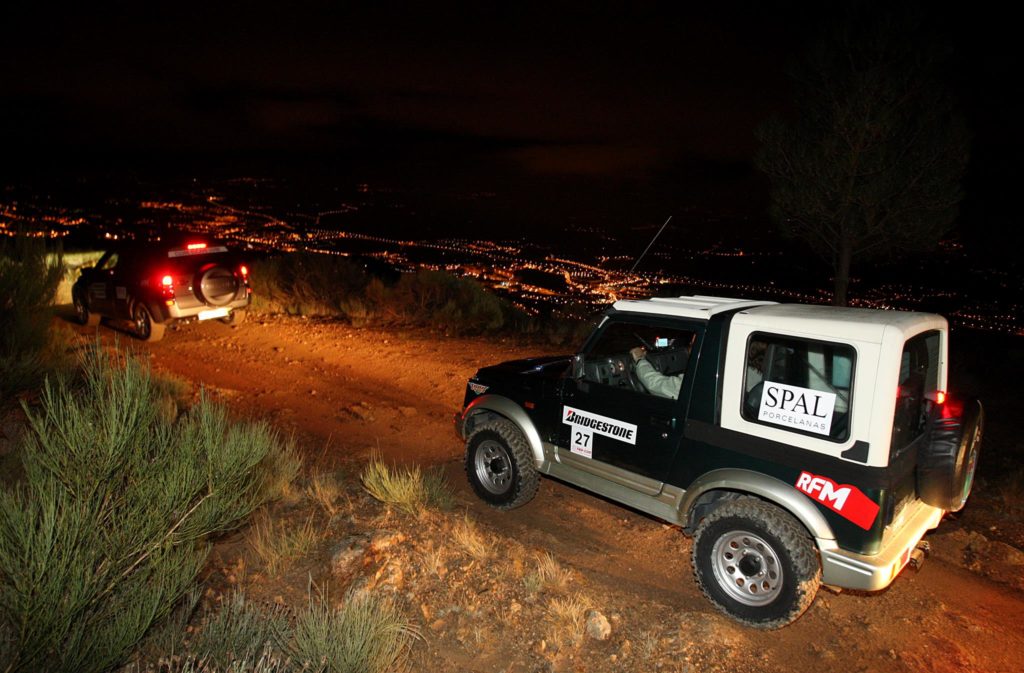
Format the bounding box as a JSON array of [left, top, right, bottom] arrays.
[[369, 530, 406, 554], [585, 609, 612, 641], [398, 406, 418, 417], [330, 534, 370, 576]]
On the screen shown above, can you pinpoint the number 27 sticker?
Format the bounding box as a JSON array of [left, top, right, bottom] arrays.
[[571, 428, 593, 458]]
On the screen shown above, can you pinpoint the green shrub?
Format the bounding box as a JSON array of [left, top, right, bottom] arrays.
[[191, 592, 289, 671], [249, 254, 369, 318], [0, 234, 66, 402], [0, 346, 296, 673], [290, 590, 419, 673], [248, 252, 535, 335]]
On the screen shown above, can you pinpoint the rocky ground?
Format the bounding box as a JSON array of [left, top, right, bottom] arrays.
[[6, 312, 1024, 673]]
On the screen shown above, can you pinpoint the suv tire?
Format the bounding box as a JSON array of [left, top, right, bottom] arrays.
[[221, 308, 246, 327], [133, 303, 166, 342], [692, 497, 820, 629], [465, 418, 539, 510], [73, 292, 100, 327], [917, 398, 983, 512]]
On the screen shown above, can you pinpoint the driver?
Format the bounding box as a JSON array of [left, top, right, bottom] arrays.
[[629, 346, 682, 399]]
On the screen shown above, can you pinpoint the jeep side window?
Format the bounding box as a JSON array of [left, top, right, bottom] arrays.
[[891, 331, 941, 456], [742, 334, 855, 442], [97, 252, 120, 271], [582, 320, 696, 396]]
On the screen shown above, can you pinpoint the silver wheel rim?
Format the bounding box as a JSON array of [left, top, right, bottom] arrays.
[[474, 439, 513, 495], [710, 530, 784, 606], [135, 307, 150, 338]]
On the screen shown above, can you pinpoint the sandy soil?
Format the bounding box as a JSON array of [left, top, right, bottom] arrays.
[[67, 313, 1024, 673]]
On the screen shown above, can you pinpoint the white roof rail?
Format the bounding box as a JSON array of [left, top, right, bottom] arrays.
[[612, 295, 776, 320]]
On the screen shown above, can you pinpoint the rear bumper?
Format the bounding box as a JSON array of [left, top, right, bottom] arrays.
[[159, 296, 249, 321], [818, 500, 944, 591]]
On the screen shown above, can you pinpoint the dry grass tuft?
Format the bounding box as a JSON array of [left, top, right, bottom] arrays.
[[360, 455, 453, 515], [306, 471, 347, 517], [450, 514, 493, 562], [546, 592, 589, 647], [246, 510, 321, 575]]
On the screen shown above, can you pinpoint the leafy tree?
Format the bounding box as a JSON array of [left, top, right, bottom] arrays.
[[756, 9, 969, 305]]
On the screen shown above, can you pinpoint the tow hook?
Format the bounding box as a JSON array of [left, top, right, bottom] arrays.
[[909, 540, 931, 570]]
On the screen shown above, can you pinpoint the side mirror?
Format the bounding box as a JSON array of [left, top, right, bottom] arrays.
[[571, 354, 585, 379]]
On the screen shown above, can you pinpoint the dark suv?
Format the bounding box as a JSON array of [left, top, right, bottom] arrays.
[[72, 237, 251, 342]]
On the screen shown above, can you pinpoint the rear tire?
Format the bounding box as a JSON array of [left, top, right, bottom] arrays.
[[133, 303, 166, 342], [465, 418, 539, 510], [221, 309, 246, 327], [692, 497, 820, 629]]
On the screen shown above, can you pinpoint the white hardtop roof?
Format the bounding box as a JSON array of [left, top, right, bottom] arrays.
[[612, 295, 945, 342], [612, 295, 776, 319], [730, 303, 946, 343]]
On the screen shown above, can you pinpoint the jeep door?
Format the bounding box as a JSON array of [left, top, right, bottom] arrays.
[[82, 250, 121, 317], [556, 316, 703, 494]]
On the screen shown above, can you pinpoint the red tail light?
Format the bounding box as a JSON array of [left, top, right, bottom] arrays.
[[161, 275, 173, 287], [239, 265, 249, 277], [935, 391, 947, 405], [187, 243, 207, 251]]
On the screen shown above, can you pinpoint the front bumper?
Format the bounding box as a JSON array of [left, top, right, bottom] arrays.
[[818, 500, 944, 591]]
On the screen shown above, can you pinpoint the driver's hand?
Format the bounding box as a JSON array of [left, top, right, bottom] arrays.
[[630, 346, 646, 362]]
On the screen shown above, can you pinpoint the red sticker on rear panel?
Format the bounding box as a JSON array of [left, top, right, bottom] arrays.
[[795, 471, 880, 530]]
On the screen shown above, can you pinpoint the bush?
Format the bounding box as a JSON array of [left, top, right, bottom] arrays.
[[0, 234, 66, 402], [0, 347, 296, 673], [289, 590, 419, 673], [249, 254, 369, 318], [191, 592, 289, 671], [249, 252, 534, 335]]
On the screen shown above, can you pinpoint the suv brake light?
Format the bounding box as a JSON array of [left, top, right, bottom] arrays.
[[239, 264, 249, 278], [187, 243, 207, 250], [159, 273, 175, 302]]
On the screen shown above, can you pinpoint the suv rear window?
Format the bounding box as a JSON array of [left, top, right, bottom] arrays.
[[742, 334, 855, 442], [890, 331, 941, 457]]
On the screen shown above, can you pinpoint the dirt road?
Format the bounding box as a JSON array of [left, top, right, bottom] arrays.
[[79, 314, 1024, 673]]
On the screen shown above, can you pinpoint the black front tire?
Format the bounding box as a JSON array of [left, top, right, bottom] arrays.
[[133, 303, 166, 342], [74, 292, 100, 326], [692, 497, 820, 629], [465, 418, 539, 510]]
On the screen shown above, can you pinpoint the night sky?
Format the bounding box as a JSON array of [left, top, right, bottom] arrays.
[[2, 2, 1020, 251]]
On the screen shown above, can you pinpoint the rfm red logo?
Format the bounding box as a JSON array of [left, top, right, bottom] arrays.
[[795, 471, 879, 530]]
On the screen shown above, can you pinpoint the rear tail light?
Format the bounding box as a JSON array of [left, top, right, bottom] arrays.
[[159, 273, 175, 301], [239, 264, 249, 278]]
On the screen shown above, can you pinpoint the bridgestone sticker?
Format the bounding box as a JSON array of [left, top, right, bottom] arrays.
[[563, 406, 637, 459], [758, 382, 836, 436], [795, 471, 879, 530]]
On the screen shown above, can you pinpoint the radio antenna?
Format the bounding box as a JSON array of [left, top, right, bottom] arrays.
[[629, 215, 672, 273]]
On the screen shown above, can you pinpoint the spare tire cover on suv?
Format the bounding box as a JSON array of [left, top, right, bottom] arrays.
[[916, 398, 983, 512], [193, 264, 239, 306]]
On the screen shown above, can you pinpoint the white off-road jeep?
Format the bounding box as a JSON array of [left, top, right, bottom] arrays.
[[455, 296, 983, 627]]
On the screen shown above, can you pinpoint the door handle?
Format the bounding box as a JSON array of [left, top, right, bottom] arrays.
[[650, 416, 675, 430]]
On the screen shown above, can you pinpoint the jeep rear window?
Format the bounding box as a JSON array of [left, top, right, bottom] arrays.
[[890, 330, 941, 457], [742, 334, 855, 442]]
